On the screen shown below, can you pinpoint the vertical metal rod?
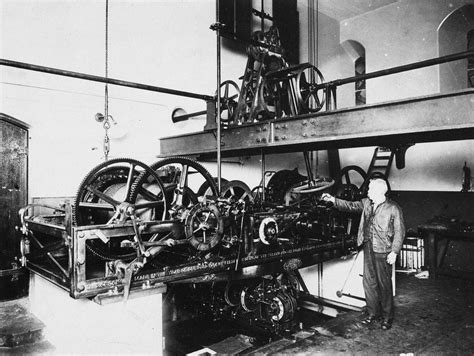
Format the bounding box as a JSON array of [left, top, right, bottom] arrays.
[[261, 0, 265, 32], [105, 0, 109, 117], [216, 0, 222, 193], [316, 0, 318, 67], [233, 0, 237, 34], [318, 262, 323, 297], [308, 0, 318, 178], [261, 150, 265, 202], [303, 151, 314, 183]]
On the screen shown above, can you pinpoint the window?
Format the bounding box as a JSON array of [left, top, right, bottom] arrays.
[[438, 4, 474, 92], [355, 56, 366, 105], [468, 29, 474, 88]]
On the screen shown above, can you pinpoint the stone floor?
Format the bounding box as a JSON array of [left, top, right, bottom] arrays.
[[1, 272, 473, 355]]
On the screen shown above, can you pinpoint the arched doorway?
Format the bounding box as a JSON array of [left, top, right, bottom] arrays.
[[438, 5, 474, 92]]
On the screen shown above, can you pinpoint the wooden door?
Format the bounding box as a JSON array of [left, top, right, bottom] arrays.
[[0, 113, 28, 269]]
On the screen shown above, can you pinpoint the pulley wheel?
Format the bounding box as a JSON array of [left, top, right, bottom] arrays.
[[266, 292, 297, 323], [334, 165, 368, 201], [224, 282, 242, 307], [216, 80, 240, 124], [197, 177, 228, 197], [258, 78, 282, 119], [184, 202, 223, 251], [295, 63, 325, 113], [220, 180, 254, 204], [259, 217, 278, 245], [241, 286, 259, 312]]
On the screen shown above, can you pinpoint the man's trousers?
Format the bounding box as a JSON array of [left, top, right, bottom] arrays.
[[363, 240, 394, 320]]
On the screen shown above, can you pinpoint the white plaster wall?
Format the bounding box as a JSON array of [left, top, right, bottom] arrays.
[[0, 0, 239, 198], [337, 0, 474, 191]]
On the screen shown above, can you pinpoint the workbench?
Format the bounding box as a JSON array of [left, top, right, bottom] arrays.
[[418, 221, 474, 280]]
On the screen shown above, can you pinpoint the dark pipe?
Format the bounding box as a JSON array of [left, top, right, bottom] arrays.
[[0, 58, 214, 101], [172, 110, 208, 123], [324, 50, 474, 87], [337, 292, 366, 302]]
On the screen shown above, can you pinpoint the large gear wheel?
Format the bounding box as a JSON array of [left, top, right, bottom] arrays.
[[132, 157, 218, 220], [73, 158, 168, 226], [73, 158, 168, 261], [220, 180, 254, 204]]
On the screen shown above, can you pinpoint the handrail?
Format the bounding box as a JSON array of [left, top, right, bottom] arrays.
[[0, 58, 214, 102]]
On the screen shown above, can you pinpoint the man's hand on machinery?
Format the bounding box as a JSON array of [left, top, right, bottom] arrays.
[[321, 193, 335, 203], [163, 238, 177, 247], [386, 251, 397, 265]]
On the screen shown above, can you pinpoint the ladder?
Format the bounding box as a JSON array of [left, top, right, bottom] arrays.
[[366, 146, 395, 180]]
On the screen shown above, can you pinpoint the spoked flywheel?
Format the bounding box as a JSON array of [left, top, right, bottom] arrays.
[[184, 202, 224, 251], [220, 180, 254, 204], [216, 80, 240, 125], [295, 63, 325, 113], [334, 165, 368, 201]]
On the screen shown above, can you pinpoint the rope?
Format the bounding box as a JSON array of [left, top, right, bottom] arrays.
[[103, 0, 110, 161]]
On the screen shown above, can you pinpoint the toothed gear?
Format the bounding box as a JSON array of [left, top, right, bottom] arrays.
[[130, 157, 219, 217], [73, 158, 169, 261]]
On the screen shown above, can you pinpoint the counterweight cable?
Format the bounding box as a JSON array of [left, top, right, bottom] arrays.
[[103, 0, 111, 161]]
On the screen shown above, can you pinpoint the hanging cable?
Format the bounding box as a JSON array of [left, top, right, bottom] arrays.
[[310, 0, 312, 62], [103, 0, 111, 161], [215, 0, 222, 193], [308, 0, 319, 175]]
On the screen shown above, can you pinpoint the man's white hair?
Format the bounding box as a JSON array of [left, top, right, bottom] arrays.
[[369, 178, 388, 195]]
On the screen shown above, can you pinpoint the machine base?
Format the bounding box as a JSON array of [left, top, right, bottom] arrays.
[[28, 273, 164, 354]]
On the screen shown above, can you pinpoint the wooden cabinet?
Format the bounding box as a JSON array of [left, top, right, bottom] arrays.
[[0, 113, 28, 269]]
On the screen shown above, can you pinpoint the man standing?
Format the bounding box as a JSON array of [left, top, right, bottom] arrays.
[[322, 178, 405, 330]]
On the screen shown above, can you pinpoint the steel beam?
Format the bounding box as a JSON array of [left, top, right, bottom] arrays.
[[159, 90, 474, 158]]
